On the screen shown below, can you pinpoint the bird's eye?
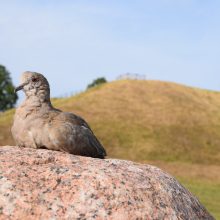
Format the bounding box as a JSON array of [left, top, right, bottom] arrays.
[[32, 78, 38, 82]]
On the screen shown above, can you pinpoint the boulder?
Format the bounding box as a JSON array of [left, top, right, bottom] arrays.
[[0, 146, 214, 220]]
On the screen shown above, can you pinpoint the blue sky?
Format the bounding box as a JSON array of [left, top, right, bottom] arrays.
[[0, 0, 220, 100]]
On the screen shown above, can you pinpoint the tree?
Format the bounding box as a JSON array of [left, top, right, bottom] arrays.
[[87, 77, 107, 89], [0, 65, 18, 111]]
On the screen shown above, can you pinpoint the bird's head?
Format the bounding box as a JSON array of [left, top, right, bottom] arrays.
[[15, 71, 50, 101]]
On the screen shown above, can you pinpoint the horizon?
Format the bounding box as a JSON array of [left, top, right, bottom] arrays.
[[16, 77, 220, 106]]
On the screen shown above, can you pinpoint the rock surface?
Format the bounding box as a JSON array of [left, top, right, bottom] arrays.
[[0, 146, 214, 220]]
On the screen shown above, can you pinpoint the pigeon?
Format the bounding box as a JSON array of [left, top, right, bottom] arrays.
[[11, 71, 107, 159]]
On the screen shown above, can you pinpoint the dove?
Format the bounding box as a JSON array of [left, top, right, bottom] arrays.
[[11, 71, 107, 159]]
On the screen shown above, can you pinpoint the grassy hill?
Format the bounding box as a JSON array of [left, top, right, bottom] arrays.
[[1, 79, 220, 164], [0, 79, 220, 218], [58, 80, 220, 165]]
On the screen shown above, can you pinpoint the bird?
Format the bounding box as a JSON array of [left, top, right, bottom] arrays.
[[11, 71, 107, 159]]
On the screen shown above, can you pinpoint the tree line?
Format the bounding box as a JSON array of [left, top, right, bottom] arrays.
[[0, 65, 17, 111]]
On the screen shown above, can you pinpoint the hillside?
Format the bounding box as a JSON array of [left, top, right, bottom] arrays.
[[1, 79, 220, 164]]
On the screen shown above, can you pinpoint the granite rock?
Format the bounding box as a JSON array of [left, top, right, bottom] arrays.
[[0, 146, 214, 220]]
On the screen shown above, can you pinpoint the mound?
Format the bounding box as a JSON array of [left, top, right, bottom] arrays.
[[1, 80, 220, 164]]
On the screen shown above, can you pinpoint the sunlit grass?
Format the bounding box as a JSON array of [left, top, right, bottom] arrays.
[[179, 178, 220, 219], [149, 161, 220, 219]]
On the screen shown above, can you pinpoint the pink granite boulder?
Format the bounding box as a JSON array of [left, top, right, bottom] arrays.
[[0, 146, 214, 220]]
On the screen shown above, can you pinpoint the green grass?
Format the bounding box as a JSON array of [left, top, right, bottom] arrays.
[[151, 161, 220, 219], [179, 178, 220, 219]]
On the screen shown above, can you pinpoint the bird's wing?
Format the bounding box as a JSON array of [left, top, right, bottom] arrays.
[[74, 125, 107, 158], [50, 112, 106, 158], [70, 113, 92, 130]]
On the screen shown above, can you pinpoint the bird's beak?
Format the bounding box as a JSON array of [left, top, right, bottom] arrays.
[[14, 83, 27, 93]]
